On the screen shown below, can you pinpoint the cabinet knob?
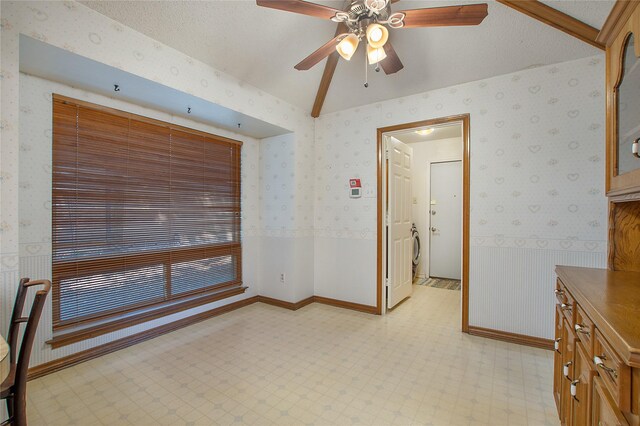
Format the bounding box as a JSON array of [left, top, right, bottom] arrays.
[[554, 289, 564, 296], [593, 355, 617, 378], [554, 338, 562, 352], [570, 379, 579, 399], [633, 138, 640, 158], [574, 323, 590, 336], [563, 361, 572, 378], [560, 303, 572, 312]]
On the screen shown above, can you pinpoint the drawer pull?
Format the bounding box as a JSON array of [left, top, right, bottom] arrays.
[[561, 303, 572, 311], [594, 355, 617, 378], [574, 324, 590, 336], [554, 338, 561, 352], [570, 379, 579, 399], [563, 361, 572, 378]]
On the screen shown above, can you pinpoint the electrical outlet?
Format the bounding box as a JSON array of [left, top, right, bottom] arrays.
[[280, 273, 285, 284]]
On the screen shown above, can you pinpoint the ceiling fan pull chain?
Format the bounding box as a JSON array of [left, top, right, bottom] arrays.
[[364, 47, 369, 88]]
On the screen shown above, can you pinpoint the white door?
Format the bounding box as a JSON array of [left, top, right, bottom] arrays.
[[387, 137, 413, 309], [429, 161, 462, 280]]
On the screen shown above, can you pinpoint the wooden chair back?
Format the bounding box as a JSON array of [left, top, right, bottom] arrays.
[[4, 278, 51, 426]]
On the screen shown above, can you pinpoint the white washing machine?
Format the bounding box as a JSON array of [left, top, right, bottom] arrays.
[[411, 223, 421, 280]]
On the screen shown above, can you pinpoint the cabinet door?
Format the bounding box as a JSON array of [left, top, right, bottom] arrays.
[[572, 342, 595, 426], [607, 4, 640, 195], [554, 304, 564, 415], [592, 377, 629, 426], [561, 318, 577, 425]]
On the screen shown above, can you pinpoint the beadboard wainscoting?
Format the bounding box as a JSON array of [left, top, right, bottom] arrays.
[[469, 245, 607, 339]]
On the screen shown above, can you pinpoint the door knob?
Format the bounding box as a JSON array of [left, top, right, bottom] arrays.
[[430, 227, 437, 232]]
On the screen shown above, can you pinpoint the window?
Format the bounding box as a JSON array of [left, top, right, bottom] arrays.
[[51, 95, 242, 340]]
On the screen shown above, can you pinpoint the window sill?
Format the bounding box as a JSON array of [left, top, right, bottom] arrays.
[[46, 285, 247, 349]]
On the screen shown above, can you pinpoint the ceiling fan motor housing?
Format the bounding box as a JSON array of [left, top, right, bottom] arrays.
[[344, 0, 393, 32]]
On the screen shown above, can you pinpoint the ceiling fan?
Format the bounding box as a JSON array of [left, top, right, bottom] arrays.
[[256, 0, 488, 76]]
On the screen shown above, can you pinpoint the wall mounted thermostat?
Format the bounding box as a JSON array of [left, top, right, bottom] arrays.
[[349, 178, 362, 198]]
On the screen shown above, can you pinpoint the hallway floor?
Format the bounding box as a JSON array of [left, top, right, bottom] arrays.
[[414, 277, 462, 291], [26, 286, 558, 425]]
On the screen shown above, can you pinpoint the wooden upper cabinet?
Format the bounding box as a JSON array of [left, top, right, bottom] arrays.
[[607, 2, 640, 196]]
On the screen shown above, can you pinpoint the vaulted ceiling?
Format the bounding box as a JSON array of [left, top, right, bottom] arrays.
[[81, 0, 614, 115]]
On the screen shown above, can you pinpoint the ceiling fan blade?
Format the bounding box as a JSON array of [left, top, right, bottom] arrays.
[[295, 33, 349, 70], [256, 0, 342, 20], [380, 43, 404, 74], [398, 3, 488, 28]]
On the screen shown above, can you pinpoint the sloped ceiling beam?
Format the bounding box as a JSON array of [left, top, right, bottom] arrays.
[[311, 1, 605, 117], [497, 0, 604, 50], [311, 23, 347, 118]]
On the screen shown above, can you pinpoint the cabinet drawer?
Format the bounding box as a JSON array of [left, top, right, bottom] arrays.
[[575, 305, 595, 356], [594, 330, 631, 412], [592, 376, 629, 426], [556, 279, 575, 324]]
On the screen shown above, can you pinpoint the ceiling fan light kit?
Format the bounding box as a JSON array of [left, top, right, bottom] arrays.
[[256, 0, 488, 85], [367, 44, 387, 65], [365, 22, 389, 48], [336, 34, 360, 60]]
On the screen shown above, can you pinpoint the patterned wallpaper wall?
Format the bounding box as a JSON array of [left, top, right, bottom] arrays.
[[314, 55, 608, 338], [259, 133, 316, 301], [0, 1, 610, 367], [1, 1, 314, 366]]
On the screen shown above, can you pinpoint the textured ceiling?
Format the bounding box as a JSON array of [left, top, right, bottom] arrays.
[[80, 0, 614, 115]]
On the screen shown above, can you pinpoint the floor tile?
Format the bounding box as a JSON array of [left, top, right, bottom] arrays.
[[23, 286, 558, 425]]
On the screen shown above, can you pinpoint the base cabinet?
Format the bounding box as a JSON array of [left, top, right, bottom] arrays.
[[593, 377, 629, 426], [572, 343, 594, 426], [554, 267, 639, 426]]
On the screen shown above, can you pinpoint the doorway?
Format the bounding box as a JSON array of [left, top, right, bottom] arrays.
[[376, 115, 470, 332]]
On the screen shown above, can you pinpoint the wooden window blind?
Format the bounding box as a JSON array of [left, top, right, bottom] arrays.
[[51, 95, 242, 332]]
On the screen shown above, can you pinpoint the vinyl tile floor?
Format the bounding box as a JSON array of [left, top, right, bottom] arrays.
[[25, 286, 559, 425]]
